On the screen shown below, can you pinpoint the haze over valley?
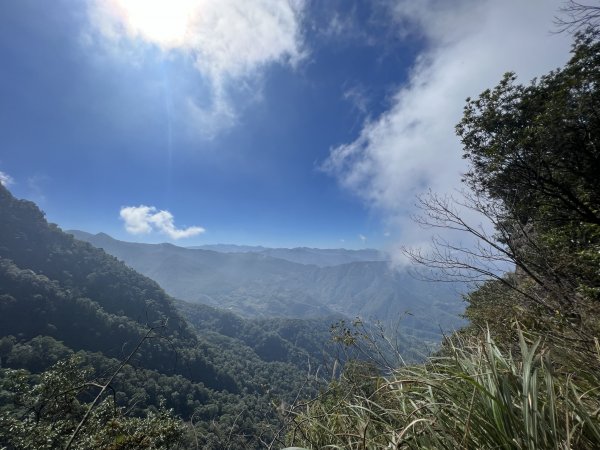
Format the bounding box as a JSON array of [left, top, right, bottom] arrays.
[[69, 230, 466, 344]]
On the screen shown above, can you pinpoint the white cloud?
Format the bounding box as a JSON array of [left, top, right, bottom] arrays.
[[0, 170, 14, 187], [88, 0, 306, 137], [120, 205, 205, 239], [342, 84, 370, 115], [358, 234, 367, 243], [323, 0, 572, 262]]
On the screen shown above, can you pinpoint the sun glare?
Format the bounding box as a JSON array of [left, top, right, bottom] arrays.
[[110, 0, 198, 48]]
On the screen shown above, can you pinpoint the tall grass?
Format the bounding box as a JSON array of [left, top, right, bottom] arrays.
[[285, 330, 600, 449]]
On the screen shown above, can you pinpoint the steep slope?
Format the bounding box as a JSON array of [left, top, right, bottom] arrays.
[[0, 185, 337, 448], [175, 300, 342, 368], [1, 204, 188, 337]]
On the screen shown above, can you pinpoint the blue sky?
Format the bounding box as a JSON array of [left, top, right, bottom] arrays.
[[0, 0, 572, 251]]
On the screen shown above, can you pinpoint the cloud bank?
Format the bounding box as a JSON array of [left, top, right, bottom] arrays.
[[88, 0, 306, 137], [323, 0, 572, 257], [0, 170, 14, 187], [120, 205, 205, 239]]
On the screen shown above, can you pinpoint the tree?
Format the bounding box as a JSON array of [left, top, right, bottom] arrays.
[[0, 356, 184, 450], [405, 30, 600, 347], [457, 32, 600, 229]]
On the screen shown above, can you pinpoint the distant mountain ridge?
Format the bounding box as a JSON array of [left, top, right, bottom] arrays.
[[67, 230, 338, 318], [69, 230, 466, 345], [188, 243, 388, 267]]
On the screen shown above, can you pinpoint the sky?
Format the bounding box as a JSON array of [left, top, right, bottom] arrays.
[[0, 0, 573, 250]]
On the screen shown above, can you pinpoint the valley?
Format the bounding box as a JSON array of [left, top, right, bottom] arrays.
[[69, 230, 466, 346]]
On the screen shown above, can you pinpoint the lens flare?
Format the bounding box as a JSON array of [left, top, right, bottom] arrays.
[[108, 0, 198, 48]]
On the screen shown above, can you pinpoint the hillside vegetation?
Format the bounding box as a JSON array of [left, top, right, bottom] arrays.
[[0, 183, 347, 449], [285, 30, 600, 449]]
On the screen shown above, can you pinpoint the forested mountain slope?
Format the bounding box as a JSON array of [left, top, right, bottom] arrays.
[[0, 184, 338, 448]]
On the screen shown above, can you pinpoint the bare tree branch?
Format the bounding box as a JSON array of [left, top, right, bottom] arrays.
[[402, 191, 578, 315], [64, 321, 168, 450], [555, 1, 600, 33]]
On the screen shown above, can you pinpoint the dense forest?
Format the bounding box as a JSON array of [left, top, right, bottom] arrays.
[[284, 30, 600, 449], [0, 182, 354, 448]]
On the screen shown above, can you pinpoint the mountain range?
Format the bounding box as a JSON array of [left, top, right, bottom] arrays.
[[69, 230, 466, 344], [188, 243, 387, 267]]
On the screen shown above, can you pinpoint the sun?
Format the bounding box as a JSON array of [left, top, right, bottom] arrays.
[[109, 0, 199, 48]]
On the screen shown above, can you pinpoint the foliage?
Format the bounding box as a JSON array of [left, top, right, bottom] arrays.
[[456, 29, 600, 316], [286, 331, 600, 449], [0, 356, 184, 450], [176, 299, 341, 370], [402, 30, 600, 348]]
